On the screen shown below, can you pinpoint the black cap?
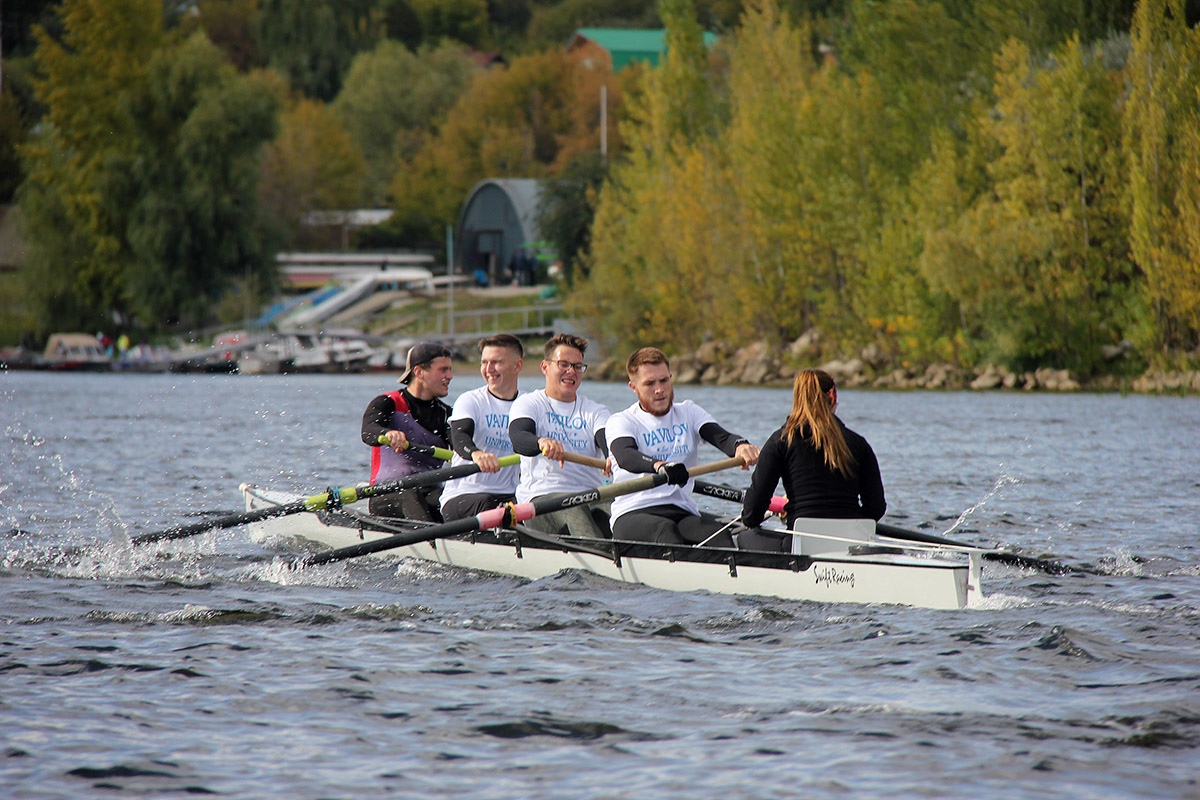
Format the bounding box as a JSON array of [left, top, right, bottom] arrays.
[[398, 342, 452, 384]]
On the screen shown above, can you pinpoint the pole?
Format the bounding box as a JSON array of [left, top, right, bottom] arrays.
[[600, 85, 607, 159], [446, 223, 455, 340]]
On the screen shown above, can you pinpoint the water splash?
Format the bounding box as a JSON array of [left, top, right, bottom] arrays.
[[943, 469, 1024, 536]]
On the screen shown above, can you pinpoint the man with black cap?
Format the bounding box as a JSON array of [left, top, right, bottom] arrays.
[[361, 342, 453, 520]]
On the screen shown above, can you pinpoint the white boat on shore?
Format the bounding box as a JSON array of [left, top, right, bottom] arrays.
[[239, 484, 982, 610]]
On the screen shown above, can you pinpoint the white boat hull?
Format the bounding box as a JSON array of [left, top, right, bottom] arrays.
[[240, 485, 979, 610]]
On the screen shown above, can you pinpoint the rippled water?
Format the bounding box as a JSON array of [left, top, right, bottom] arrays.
[[2, 372, 1198, 798]]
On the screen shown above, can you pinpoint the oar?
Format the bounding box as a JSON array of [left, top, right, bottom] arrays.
[[693, 480, 786, 514], [874, 523, 1078, 575], [295, 457, 745, 568], [376, 436, 453, 462], [132, 449, 518, 546], [554, 451, 607, 469], [692, 480, 1076, 575]]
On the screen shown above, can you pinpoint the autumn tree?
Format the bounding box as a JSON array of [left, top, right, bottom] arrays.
[[1124, 0, 1200, 355], [915, 37, 1131, 372], [389, 48, 622, 246], [20, 0, 279, 333], [259, 96, 367, 250], [571, 0, 722, 349], [332, 39, 477, 203]]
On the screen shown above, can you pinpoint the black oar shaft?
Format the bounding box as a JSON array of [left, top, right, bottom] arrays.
[[693, 480, 1076, 576], [132, 455, 519, 546], [133, 500, 310, 545]]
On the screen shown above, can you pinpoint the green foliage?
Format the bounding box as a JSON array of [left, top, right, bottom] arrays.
[[19, 1, 279, 334], [260, 96, 367, 249], [526, 1, 660, 51], [409, 0, 488, 47], [390, 47, 623, 245], [537, 150, 610, 279], [0, 89, 27, 202], [256, 0, 381, 101], [332, 39, 477, 202], [1124, 0, 1200, 355], [194, 0, 264, 71], [906, 36, 1133, 372]]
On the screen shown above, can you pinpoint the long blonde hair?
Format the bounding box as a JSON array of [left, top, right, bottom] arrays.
[[783, 369, 856, 478]]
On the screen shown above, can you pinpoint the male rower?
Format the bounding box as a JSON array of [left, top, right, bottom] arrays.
[[361, 342, 453, 521], [508, 333, 611, 538], [439, 334, 524, 521], [606, 347, 759, 546]]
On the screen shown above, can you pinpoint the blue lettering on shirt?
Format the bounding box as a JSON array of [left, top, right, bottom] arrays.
[[641, 422, 690, 448], [547, 411, 588, 430]]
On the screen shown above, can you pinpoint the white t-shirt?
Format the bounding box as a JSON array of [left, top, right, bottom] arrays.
[[439, 387, 520, 507], [605, 400, 716, 521], [509, 389, 610, 502]]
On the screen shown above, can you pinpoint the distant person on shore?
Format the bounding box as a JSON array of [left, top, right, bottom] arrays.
[[440, 334, 524, 521], [508, 333, 611, 538], [607, 347, 760, 546], [739, 369, 885, 551], [361, 342, 454, 521]]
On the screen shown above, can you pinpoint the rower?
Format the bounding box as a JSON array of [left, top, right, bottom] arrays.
[[738, 368, 886, 551], [360, 342, 453, 521], [508, 333, 611, 538], [606, 347, 759, 546], [439, 334, 524, 521]]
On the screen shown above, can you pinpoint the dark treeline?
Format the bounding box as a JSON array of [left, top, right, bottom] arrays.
[[1, 0, 1198, 382]]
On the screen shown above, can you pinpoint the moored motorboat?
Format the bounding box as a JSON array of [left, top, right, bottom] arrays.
[[238, 483, 981, 610]]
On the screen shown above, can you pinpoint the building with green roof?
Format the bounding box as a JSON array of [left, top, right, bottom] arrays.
[[567, 28, 719, 72]]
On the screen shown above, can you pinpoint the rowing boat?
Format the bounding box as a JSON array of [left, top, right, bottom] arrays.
[[238, 483, 982, 610]]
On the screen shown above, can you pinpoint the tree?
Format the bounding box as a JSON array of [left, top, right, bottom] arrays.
[[20, 0, 279, 333], [194, 0, 264, 72], [116, 32, 281, 327], [260, 96, 367, 250], [389, 48, 622, 245], [332, 39, 477, 203], [409, 0, 488, 48], [256, 0, 380, 101], [572, 0, 721, 349], [915, 37, 1131, 372], [537, 150, 609, 278], [1124, 0, 1200, 354], [20, 0, 162, 332]]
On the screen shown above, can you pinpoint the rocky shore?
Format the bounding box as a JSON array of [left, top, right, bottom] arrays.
[[588, 333, 1200, 394]]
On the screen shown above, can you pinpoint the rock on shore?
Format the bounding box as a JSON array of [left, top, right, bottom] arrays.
[[588, 334, 1199, 393]]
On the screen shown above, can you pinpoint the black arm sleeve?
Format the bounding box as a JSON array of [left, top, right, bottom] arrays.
[[741, 433, 783, 527], [593, 428, 609, 458], [361, 395, 394, 446], [508, 417, 542, 456], [449, 418, 480, 460], [857, 444, 887, 520], [699, 422, 749, 458], [610, 436, 657, 474]]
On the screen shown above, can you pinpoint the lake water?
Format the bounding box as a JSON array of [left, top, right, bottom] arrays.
[[2, 371, 1198, 799]]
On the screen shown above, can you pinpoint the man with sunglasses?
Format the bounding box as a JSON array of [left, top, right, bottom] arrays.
[[361, 342, 453, 521], [508, 333, 611, 538]]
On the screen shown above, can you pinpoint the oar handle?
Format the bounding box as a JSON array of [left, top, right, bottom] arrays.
[[377, 435, 453, 462], [555, 451, 607, 469], [558, 453, 745, 475]]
